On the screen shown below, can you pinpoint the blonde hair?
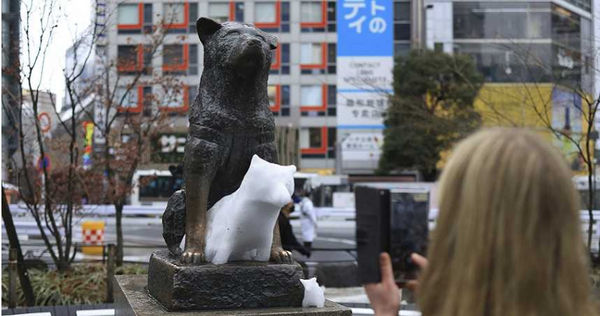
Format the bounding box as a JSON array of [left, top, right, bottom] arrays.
[[418, 128, 598, 316]]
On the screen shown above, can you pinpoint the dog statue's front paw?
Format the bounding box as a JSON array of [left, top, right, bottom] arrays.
[[270, 247, 293, 264], [181, 249, 206, 264]]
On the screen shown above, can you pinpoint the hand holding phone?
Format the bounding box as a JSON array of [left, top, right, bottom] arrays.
[[355, 185, 430, 285], [364, 253, 401, 316], [405, 253, 428, 291]]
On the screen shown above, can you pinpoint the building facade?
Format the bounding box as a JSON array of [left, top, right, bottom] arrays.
[[425, 0, 594, 91], [424, 0, 596, 172], [97, 0, 412, 176]]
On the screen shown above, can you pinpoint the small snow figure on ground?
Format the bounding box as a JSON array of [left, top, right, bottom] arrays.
[[204, 155, 296, 264], [300, 277, 325, 308], [300, 190, 318, 253]]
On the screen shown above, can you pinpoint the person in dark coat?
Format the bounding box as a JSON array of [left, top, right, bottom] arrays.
[[278, 202, 311, 257]]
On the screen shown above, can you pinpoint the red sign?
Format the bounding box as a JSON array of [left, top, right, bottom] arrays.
[[38, 112, 51, 133]]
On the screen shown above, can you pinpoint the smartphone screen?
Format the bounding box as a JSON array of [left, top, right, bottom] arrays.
[[389, 190, 429, 283]]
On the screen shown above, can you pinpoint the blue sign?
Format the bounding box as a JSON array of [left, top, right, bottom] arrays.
[[337, 0, 394, 57]]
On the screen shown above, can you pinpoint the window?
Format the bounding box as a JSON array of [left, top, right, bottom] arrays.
[[268, 85, 279, 110], [309, 128, 322, 148], [394, 2, 410, 21], [233, 2, 244, 21], [394, 23, 410, 41], [143, 4, 153, 33], [270, 43, 290, 75], [255, 2, 277, 23], [188, 44, 199, 75], [118, 4, 140, 25], [118, 45, 148, 73], [164, 45, 184, 68], [394, 43, 410, 57], [301, 1, 332, 32], [327, 85, 336, 116], [159, 85, 189, 112], [301, 85, 323, 107], [267, 85, 290, 116], [118, 3, 146, 34], [551, 4, 580, 51], [300, 85, 327, 116], [393, 1, 411, 41], [453, 2, 551, 39], [142, 86, 153, 117], [300, 127, 329, 157], [205, 2, 245, 24], [301, 43, 323, 65], [116, 87, 141, 113], [188, 3, 198, 32], [301, 1, 323, 23], [301, 43, 333, 74], [163, 44, 197, 75], [326, 1, 336, 31], [164, 3, 186, 24], [209, 2, 229, 22], [453, 43, 553, 83], [163, 2, 188, 32], [327, 43, 336, 74], [281, 85, 290, 116], [255, 1, 290, 32]]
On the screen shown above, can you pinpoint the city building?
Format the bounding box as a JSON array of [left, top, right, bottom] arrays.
[[95, 0, 413, 178], [424, 0, 596, 172], [2, 0, 21, 183]]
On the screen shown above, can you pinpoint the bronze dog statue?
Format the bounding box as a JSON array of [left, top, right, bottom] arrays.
[[162, 17, 292, 265]]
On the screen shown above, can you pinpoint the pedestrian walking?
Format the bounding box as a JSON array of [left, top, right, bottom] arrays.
[[278, 202, 311, 257], [299, 190, 317, 252]]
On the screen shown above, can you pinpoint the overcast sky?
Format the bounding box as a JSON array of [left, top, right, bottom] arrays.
[[21, 0, 92, 109]]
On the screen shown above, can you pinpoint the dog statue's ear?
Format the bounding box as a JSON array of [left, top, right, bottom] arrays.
[[268, 34, 278, 50], [196, 17, 222, 44]]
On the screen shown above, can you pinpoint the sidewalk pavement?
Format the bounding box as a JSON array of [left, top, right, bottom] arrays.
[[325, 287, 421, 316]]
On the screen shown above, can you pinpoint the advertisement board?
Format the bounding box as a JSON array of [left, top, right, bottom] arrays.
[[337, 0, 394, 129]]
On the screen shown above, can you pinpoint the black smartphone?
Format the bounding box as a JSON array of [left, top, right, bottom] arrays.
[[389, 190, 429, 284], [355, 184, 429, 285]]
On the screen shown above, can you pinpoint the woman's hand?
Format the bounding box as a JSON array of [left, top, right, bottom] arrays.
[[364, 253, 400, 316], [406, 253, 428, 292]]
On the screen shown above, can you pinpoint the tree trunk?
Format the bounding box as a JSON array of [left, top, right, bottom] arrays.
[[2, 188, 35, 306], [115, 203, 124, 266]]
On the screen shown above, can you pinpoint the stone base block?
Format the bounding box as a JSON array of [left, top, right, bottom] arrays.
[[147, 250, 306, 311], [115, 274, 352, 316]]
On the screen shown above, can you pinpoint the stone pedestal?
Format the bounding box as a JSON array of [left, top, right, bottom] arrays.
[[148, 250, 305, 311], [114, 275, 352, 316]]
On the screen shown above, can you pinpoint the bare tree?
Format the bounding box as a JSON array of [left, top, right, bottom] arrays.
[[11, 0, 79, 271], [475, 40, 600, 258], [8, 0, 186, 270], [68, 4, 185, 265]]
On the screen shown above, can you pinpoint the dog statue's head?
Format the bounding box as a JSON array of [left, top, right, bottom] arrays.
[[197, 17, 278, 79]]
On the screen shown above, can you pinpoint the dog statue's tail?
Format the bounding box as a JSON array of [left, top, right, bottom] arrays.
[[162, 189, 186, 256]]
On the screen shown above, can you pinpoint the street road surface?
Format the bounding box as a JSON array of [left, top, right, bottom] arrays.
[[2, 213, 356, 265]]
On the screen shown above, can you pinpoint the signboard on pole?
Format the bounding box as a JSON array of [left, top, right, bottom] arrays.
[[337, 0, 394, 129], [83, 122, 94, 169], [38, 112, 51, 133]]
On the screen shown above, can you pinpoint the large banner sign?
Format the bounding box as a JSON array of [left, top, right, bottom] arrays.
[[337, 0, 393, 129]]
